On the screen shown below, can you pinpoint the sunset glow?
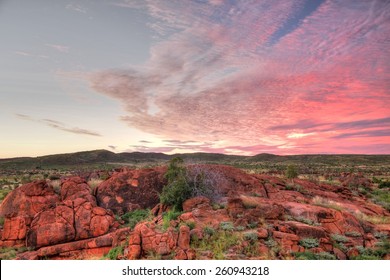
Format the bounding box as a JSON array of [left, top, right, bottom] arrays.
[[1, 0, 389, 157]]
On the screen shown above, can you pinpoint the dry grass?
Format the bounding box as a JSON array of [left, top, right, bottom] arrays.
[[354, 211, 390, 224], [240, 195, 263, 209], [312, 196, 343, 211], [88, 178, 103, 191]]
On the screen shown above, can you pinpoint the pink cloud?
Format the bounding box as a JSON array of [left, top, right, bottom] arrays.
[[88, 0, 390, 155]]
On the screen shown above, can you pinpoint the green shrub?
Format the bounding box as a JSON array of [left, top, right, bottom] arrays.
[[373, 231, 388, 239], [379, 181, 390, 189], [235, 226, 245, 231], [160, 158, 224, 210], [299, 238, 319, 249], [285, 165, 298, 179], [160, 158, 191, 210], [162, 209, 182, 230], [121, 209, 150, 229], [352, 241, 389, 260], [264, 238, 278, 248], [247, 222, 259, 229], [295, 216, 320, 226], [191, 230, 239, 260], [294, 251, 336, 260], [203, 226, 216, 236], [331, 234, 349, 243], [219, 221, 234, 231], [243, 231, 258, 242], [345, 231, 362, 237], [105, 246, 123, 260], [185, 221, 196, 230]]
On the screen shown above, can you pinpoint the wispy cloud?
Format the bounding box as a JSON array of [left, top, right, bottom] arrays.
[[15, 114, 101, 137], [13, 51, 49, 59], [46, 44, 70, 53], [88, 0, 390, 154], [66, 3, 87, 14]]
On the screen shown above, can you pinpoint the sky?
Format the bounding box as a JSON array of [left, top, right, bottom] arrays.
[[0, 0, 389, 158]]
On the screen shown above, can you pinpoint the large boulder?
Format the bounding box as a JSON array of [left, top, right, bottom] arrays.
[[0, 180, 59, 241], [95, 167, 167, 214], [26, 177, 115, 248]]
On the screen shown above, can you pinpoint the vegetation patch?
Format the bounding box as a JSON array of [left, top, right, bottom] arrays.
[[299, 238, 319, 249], [330, 234, 349, 243], [104, 245, 124, 260], [162, 209, 182, 230], [121, 209, 150, 229], [312, 196, 343, 211], [219, 221, 234, 231], [293, 251, 336, 260], [191, 230, 239, 260]]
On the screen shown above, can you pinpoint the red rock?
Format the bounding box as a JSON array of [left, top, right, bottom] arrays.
[[95, 167, 167, 214], [333, 248, 347, 260], [128, 245, 141, 260], [347, 248, 359, 259], [180, 212, 195, 222], [257, 228, 268, 239], [284, 221, 326, 238], [0, 180, 59, 242], [186, 248, 197, 260], [16, 251, 39, 260], [26, 206, 75, 248], [178, 225, 190, 250], [183, 196, 211, 212], [190, 228, 203, 240], [227, 197, 245, 218], [175, 249, 188, 260], [2, 216, 28, 240], [61, 177, 95, 204], [273, 231, 299, 241], [37, 232, 113, 257]]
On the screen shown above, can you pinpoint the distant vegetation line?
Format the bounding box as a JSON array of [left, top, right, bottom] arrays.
[[0, 149, 389, 171]]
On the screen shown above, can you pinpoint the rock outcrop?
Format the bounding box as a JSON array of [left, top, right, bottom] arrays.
[[95, 167, 167, 214], [0, 180, 59, 243]]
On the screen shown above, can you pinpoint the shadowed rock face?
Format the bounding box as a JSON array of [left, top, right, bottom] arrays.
[[95, 167, 167, 215]]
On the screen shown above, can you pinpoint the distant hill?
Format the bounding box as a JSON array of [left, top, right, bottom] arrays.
[[0, 149, 389, 171]]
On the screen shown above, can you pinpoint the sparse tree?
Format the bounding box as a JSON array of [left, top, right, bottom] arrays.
[[286, 165, 298, 180]]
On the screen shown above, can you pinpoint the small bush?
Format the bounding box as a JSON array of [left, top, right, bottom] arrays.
[[191, 230, 239, 260], [105, 246, 123, 260], [203, 226, 216, 236], [121, 209, 150, 229], [264, 238, 278, 248], [243, 231, 258, 242], [345, 231, 362, 237], [299, 238, 319, 249], [235, 226, 245, 231], [379, 181, 390, 189], [294, 251, 336, 260], [331, 234, 349, 243], [373, 231, 388, 239], [185, 221, 196, 230], [285, 165, 298, 179], [219, 221, 234, 231], [247, 222, 259, 229], [295, 216, 320, 226], [351, 241, 389, 260], [162, 209, 182, 230]]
